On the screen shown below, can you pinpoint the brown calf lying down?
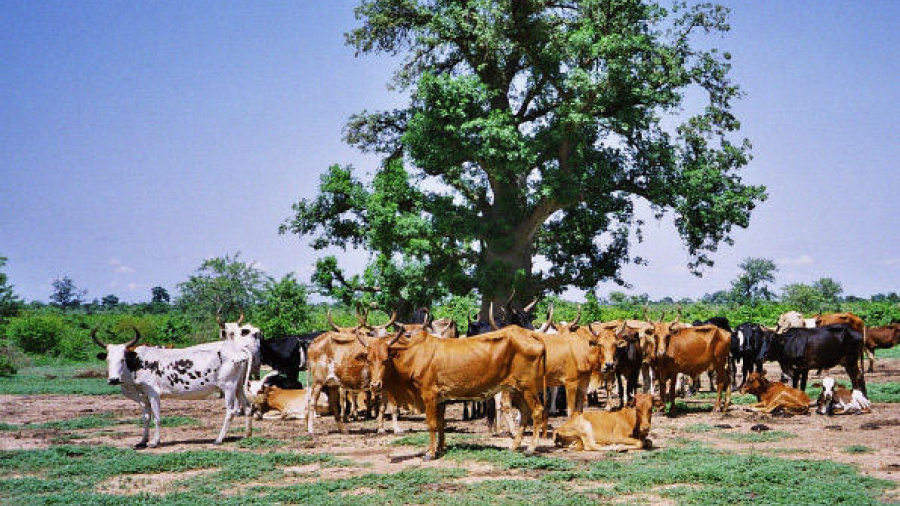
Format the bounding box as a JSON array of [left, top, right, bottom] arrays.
[[553, 393, 654, 451], [252, 386, 309, 420], [739, 371, 810, 415]]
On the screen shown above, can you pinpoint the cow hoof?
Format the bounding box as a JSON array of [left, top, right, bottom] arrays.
[[133, 442, 147, 450], [394, 429, 406, 435], [524, 448, 535, 456], [377, 428, 386, 435], [213, 440, 224, 446], [423, 454, 435, 462], [148, 442, 159, 449]]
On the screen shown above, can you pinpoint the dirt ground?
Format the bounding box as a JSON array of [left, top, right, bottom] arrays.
[[2, 358, 898, 493]]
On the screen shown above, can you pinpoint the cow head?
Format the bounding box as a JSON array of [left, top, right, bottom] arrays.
[[813, 377, 837, 415], [92, 328, 142, 385], [614, 326, 642, 367], [366, 331, 414, 391], [775, 311, 804, 334], [739, 371, 769, 397], [594, 321, 624, 373], [631, 393, 654, 440]]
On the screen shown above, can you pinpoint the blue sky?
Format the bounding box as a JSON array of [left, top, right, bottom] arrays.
[[1, 1, 897, 303]]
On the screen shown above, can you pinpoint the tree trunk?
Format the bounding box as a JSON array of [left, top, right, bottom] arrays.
[[479, 231, 535, 317]]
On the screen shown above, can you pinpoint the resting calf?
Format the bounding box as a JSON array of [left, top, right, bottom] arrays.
[[739, 371, 810, 414], [252, 385, 308, 420], [814, 377, 871, 415], [553, 393, 654, 451]]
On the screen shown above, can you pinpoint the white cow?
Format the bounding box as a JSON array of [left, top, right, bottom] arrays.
[[93, 323, 260, 448], [815, 377, 872, 415]]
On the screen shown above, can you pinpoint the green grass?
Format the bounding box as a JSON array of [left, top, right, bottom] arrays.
[[238, 436, 287, 449], [0, 442, 892, 505], [0, 414, 119, 431], [128, 415, 201, 428], [874, 346, 900, 359], [0, 362, 118, 396], [843, 445, 875, 454], [716, 431, 796, 444], [682, 423, 715, 433]]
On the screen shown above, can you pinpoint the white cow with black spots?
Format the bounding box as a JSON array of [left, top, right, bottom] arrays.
[[93, 323, 260, 448]]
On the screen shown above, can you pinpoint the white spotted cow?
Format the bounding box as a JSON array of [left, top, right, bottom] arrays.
[[93, 324, 260, 448], [814, 377, 872, 415]]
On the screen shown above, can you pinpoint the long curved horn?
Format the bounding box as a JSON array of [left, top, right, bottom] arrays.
[[356, 333, 368, 348], [642, 305, 648, 321], [91, 328, 107, 348], [588, 322, 601, 338], [616, 321, 627, 338], [355, 305, 367, 327], [237, 311, 245, 326], [375, 310, 398, 330], [538, 304, 555, 333], [523, 297, 538, 314], [388, 332, 404, 347], [488, 302, 499, 331], [421, 308, 433, 329], [505, 288, 516, 308], [568, 305, 582, 331], [675, 304, 682, 323], [327, 309, 340, 332], [126, 327, 142, 348], [657, 311, 665, 324]]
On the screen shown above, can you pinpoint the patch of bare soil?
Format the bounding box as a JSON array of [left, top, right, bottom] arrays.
[[97, 468, 216, 495]]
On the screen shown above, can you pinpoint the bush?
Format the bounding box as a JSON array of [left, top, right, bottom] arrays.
[[5, 315, 66, 354], [0, 340, 25, 376]]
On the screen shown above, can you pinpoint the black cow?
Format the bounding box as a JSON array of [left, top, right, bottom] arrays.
[[732, 323, 771, 386], [758, 324, 866, 394], [613, 328, 643, 408], [258, 332, 321, 388], [692, 317, 733, 333]]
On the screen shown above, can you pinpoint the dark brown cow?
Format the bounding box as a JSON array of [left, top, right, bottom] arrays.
[[650, 324, 732, 415], [863, 325, 900, 372], [366, 326, 547, 460]]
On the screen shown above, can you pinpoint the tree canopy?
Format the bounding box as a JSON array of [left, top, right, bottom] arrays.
[[283, 0, 766, 314], [729, 257, 777, 304], [49, 276, 87, 310], [176, 253, 268, 322], [0, 256, 22, 319]]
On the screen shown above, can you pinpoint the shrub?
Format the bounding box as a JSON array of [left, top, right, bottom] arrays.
[[5, 315, 66, 354]]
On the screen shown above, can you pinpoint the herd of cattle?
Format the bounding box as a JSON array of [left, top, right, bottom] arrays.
[[90, 303, 899, 460]]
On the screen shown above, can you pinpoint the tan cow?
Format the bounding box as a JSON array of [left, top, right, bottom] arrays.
[[553, 393, 654, 451], [252, 385, 309, 420], [366, 326, 547, 460], [650, 323, 732, 415], [815, 312, 865, 333], [739, 371, 810, 414], [863, 325, 900, 372]]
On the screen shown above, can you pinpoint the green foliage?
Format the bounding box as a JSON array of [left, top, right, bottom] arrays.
[[151, 286, 170, 304], [238, 436, 287, 449], [0, 362, 118, 395], [729, 258, 777, 304], [176, 252, 269, 322], [287, 1, 766, 312], [715, 430, 796, 444], [0, 256, 22, 320], [445, 445, 574, 471], [389, 431, 476, 447], [781, 283, 826, 313], [813, 277, 843, 308], [49, 276, 87, 310], [843, 445, 874, 454], [252, 274, 312, 339], [6, 315, 66, 354]]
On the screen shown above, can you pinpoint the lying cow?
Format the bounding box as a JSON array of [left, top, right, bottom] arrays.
[[739, 371, 810, 414], [251, 385, 308, 420], [553, 393, 654, 451], [814, 377, 872, 415], [93, 324, 259, 448]]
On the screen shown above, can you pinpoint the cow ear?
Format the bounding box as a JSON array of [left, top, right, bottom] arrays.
[[811, 382, 822, 389], [355, 352, 367, 362], [96, 352, 107, 360]]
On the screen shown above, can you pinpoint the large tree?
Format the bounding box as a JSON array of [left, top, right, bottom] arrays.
[[50, 276, 87, 310], [177, 253, 269, 322], [729, 257, 777, 304], [284, 0, 766, 314], [0, 256, 22, 319]]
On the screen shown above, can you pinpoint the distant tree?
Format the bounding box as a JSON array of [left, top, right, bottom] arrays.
[[151, 286, 171, 304], [812, 277, 843, 308], [677, 297, 695, 305], [253, 274, 312, 339], [50, 276, 87, 310], [101, 294, 120, 309], [177, 253, 268, 322], [781, 283, 825, 314], [702, 290, 730, 304], [609, 291, 629, 306], [729, 257, 777, 304], [658, 296, 675, 305], [0, 256, 22, 320]]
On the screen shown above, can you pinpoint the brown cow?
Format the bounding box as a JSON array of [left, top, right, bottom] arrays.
[[815, 312, 865, 333], [304, 319, 402, 435], [252, 385, 309, 420], [739, 371, 810, 414], [553, 393, 654, 451], [366, 326, 547, 460], [863, 325, 900, 372], [651, 324, 732, 415]]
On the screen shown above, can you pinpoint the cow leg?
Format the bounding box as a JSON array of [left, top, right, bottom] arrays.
[[305, 382, 322, 434], [798, 371, 808, 393], [641, 364, 655, 395], [328, 386, 347, 434], [144, 391, 162, 448], [437, 402, 447, 455], [845, 358, 867, 396], [422, 393, 439, 461], [135, 397, 151, 449], [392, 402, 404, 434], [517, 389, 544, 455], [485, 398, 497, 433], [666, 374, 678, 416], [866, 347, 875, 373], [215, 388, 237, 446]]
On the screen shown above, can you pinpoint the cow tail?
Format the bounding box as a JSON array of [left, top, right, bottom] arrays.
[[541, 345, 548, 438], [242, 350, 255, 407]]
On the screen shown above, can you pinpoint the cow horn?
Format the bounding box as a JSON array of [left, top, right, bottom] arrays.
[[216, 310, 224, 329], [538, 304, 555, 333], [90, 328, 107, 348], [675, 304, 682, 323], [642, 305, 648, 321], [616, 321, 627, 338], [588, 322, 601, 338], [237, 311, 245, 326], [375, 310, 398, 330], [505, 288, 516, 308], [657, 311, 665, 324], [568, 305, 582, 331], [126, 327, 142, 348], [488, 302, 499, 331], [422, 309, 433, 329], [327, 309, 340, 332], [523, 297, 538, 314], [388, 332, 404, 347], [356, 333, 368, 348]]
